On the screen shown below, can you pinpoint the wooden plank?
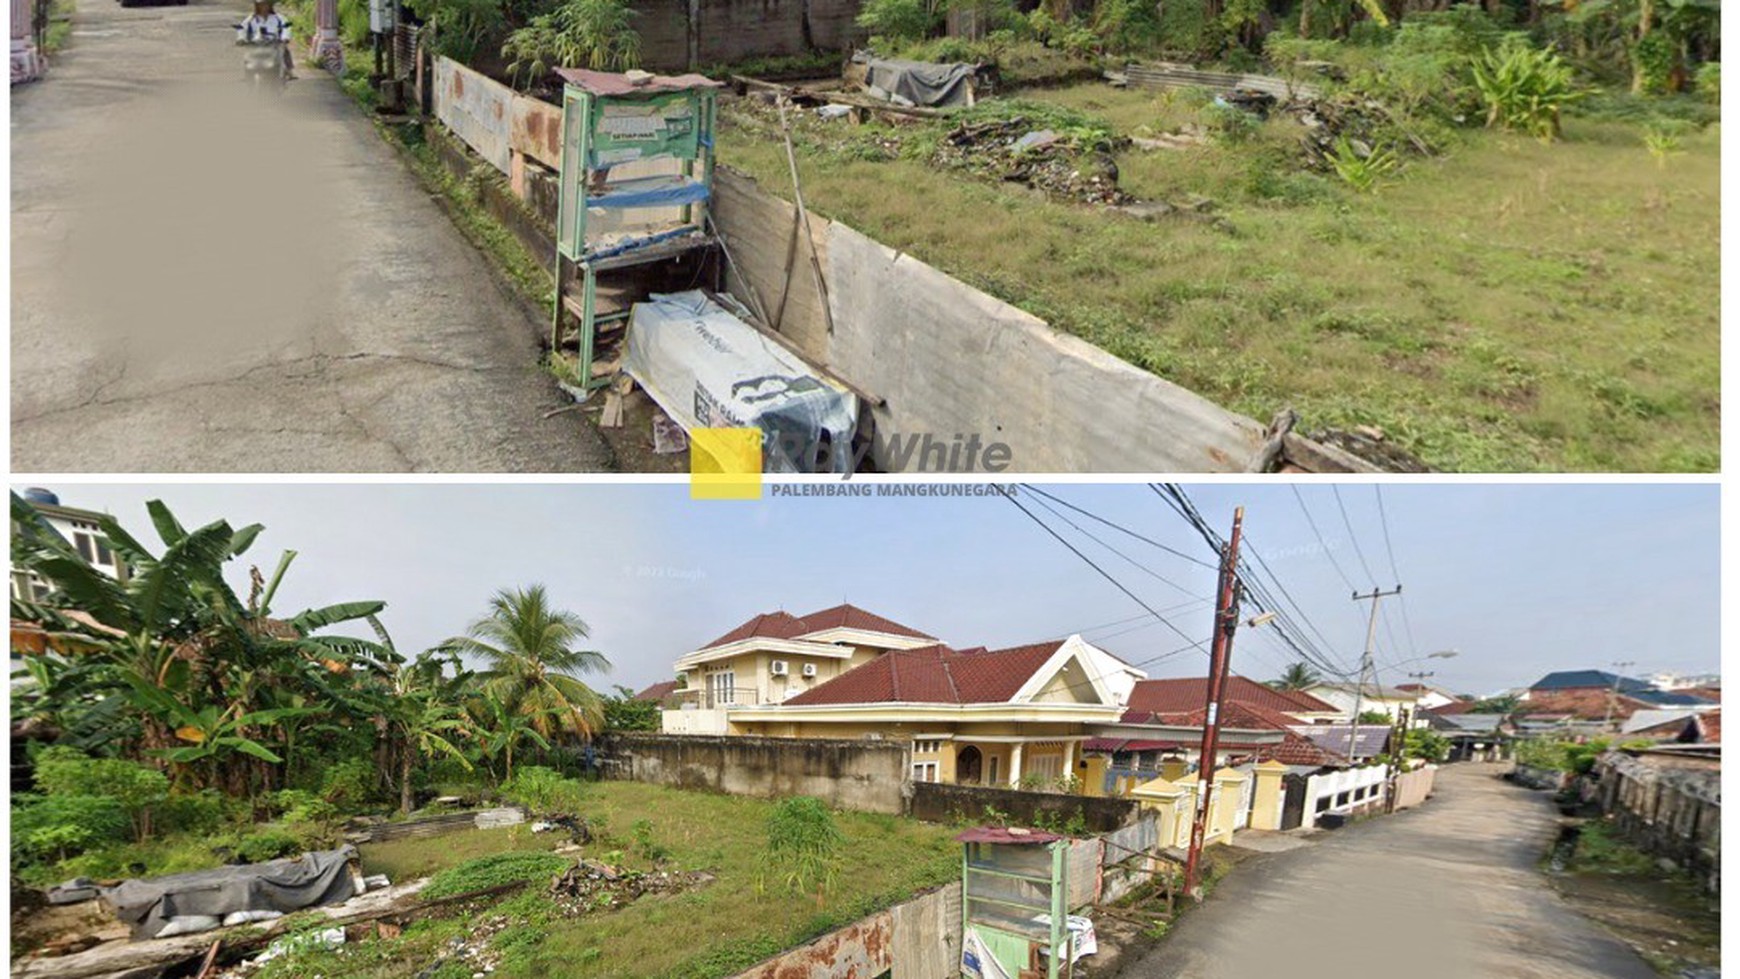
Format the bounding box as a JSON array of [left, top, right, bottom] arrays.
[[1279, 432, 1382, 473]]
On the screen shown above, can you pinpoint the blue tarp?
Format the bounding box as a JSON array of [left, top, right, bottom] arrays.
[[587, 177, 710, 210]]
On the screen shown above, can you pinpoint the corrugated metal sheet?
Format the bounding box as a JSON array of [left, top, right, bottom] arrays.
[[433, 57, 513, 173], [1101, 814, 1159, 865], [1064, 837, 1102, 910]]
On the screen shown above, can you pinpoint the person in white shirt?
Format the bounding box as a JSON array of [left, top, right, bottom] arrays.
[[236, 0, 295, 80]]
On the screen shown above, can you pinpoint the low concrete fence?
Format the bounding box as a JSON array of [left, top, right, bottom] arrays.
[[1392, 765, 1436, 811], [417, 59, 1291, 474], [596, 733, 910, 815], [1298, 765, 1388, 828], [1593, 752, 1720, 893], [731, 883, 962, 979], [909, 781, 1141, 833]]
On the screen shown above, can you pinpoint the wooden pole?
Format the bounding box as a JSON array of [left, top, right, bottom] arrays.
[[777, 100, 836, 336]]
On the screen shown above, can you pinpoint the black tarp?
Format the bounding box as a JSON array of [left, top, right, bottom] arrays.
[[102, 847, 360, 940], [851, 52, 980, 108]]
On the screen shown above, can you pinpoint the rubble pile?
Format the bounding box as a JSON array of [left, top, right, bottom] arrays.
[[935, 117, 1132, 206], [548, 859, 712, 916], [1287, 95, 1428, 167]]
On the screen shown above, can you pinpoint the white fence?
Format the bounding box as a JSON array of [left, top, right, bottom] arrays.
[[1300, 765, 1388, 828]]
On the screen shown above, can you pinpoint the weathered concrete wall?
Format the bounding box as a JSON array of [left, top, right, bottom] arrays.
[[597, 733, 910, 814], [909, 782, 1140, 832], [634, 0, 864, 71], [1594, 751, 1720, 893], [713, 169, 1270, 473], [730, 883, 961, 979], [1392, 765, 1436, 810], [1510, 763, 1570, 792]]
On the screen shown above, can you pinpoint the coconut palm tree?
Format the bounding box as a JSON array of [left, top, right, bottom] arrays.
[[445, 585, 610, 743], [1272, 661, 1323, 691]]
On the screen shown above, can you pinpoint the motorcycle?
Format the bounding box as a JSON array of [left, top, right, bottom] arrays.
[[234, 28, 290, 92]]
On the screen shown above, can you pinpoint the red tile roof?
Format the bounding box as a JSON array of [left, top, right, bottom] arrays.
[[698, 604, 935, 652], [1255, 732, 1350, 767], [793, 603, 937, 641], [1132, 700, 1303, 732], [782, 641, 1063, 706], [634, 680, 680, 703], [1701, 708, 1720, 743], [1126, 677, 1336, 716], [1427, 700, 1479, 716]]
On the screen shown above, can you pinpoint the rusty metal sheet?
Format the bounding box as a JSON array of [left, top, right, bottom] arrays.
[[433, 57, 512, 174], [733, 911, 893, 979], [510, 95, 564, 170]]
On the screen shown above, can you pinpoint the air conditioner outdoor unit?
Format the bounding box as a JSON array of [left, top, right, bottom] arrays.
[[770, 660, 789, 676], [801, 663, 818, 677]]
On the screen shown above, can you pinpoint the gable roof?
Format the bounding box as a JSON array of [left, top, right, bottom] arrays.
[[782, 641, 1068, 706], [793, 603, 938, 641], [1126, 699, 1303, 733], [1631, 689, 1713, 707], [634, 680, 680, 703], [1290, 724, 1392, 758], [696, 604, 936, 652], [1127, 676, 1337, 716], [1426, 699, 1479, 716], [1530, 670, 1654, 694]]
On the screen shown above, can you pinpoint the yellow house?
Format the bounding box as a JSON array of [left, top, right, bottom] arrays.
[[719, 633, 1133, 788], [662, 604, 940, 734]]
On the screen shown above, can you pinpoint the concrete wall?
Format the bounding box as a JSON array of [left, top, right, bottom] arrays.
[[730, 883, 962, 979], [1299, 765, 1388, 828], [597, 732, 910, 814], [910, 781, 1140, 832], [422, 67, 1298, 474], [1392, 765, 1436, 811], [634, 0, 865, 71], [1594, 752, 1720, 893]]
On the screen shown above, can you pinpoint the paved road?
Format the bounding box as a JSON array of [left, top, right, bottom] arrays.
[[11, 0, 610, 472], [1131, 763, 1656, 979]]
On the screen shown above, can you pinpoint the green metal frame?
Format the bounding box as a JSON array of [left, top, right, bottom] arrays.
[[961, 839, 1069, 979], [551, 82, 719, 390]]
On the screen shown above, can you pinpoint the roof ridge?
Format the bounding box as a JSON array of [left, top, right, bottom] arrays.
[[889, 647, 901, 700], [939, 655, 961, 702]]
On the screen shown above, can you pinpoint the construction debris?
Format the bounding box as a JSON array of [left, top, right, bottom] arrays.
[[936, 116, 1131, 206]]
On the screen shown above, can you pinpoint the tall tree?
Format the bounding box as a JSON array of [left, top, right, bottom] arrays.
[[445, 585, 611, 742]]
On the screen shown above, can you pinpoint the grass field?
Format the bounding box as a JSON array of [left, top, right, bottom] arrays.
[[258, 783, 959, 979], [716, 83, 1719, 472]]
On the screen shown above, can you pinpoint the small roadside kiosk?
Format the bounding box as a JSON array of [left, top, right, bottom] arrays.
[[958, 826, 1077, 979], [551, 67, 723, 391]]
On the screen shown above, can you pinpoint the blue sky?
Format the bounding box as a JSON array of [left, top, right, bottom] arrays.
[[16, 482, 1718, 698]]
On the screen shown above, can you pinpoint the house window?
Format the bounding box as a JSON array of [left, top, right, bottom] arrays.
[[74, 532, 96, 563], [913, 761, 939, 783], [94, 538, 114, 568], [1028, 753, 1063, 782], [913, 740, 942, 755], [988, 757, 1001, 784], [709, 671, 736, 707]]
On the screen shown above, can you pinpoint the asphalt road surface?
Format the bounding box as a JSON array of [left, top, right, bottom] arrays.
[[1130, 763, 1657, 979], [11, 0, 610, 472]]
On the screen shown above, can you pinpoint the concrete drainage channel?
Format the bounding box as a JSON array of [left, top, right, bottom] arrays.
[[409, 57, 1389, 475]]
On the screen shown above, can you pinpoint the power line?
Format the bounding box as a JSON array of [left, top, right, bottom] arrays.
[[1331, 485, 1379, 586], [1022, 489, 1199, 600], [994, 486, 1204, 652], [1290, 486, 1358, 592], [1374, 485, 1422, 660], [1023, 486, 1218, 571]]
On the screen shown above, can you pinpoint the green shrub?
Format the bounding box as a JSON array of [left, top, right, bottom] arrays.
[[1328, 135, 1398, 191], [12, 794, 130, 863], [320, 757, 379, 811], [1472, 39, 1582, 140], [423, 851, 572, 900], [156, 791, 233, 836], [236, 830, 302, 864], [1694, 61, 1719, 103], [33, 748, 168, 842], [500, 0, 641, 88], [1203, 101, 1263, 144], [499, 766, 590, 817], [760, 796, 844, 903]]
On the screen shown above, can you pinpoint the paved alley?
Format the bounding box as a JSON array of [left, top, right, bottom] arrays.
[[1131, 763, 1657, 979], [11, 0, 610, 472]]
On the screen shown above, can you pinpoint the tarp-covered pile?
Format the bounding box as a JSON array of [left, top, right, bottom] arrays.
[[623, 290, 858, 473], [851, 51, 981, 108], [101, 846, 361, 940]]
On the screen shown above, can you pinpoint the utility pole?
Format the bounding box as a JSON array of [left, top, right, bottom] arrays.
[[1603, 660, 1636, 733], [1345, 586, 1402, 763], [1385, 704, 1411, 813], [1184, 506, 1245, 900]]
